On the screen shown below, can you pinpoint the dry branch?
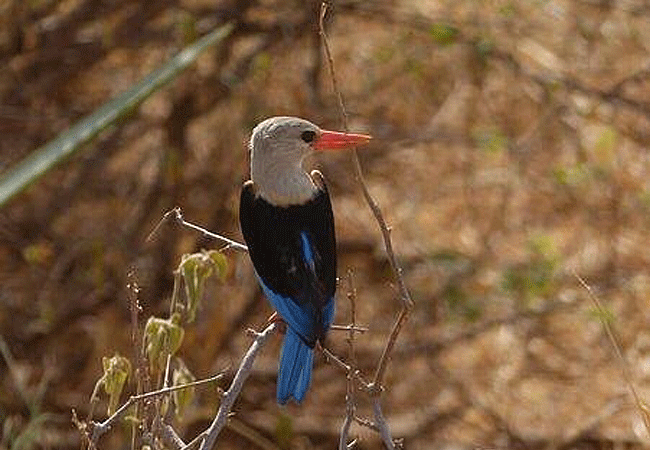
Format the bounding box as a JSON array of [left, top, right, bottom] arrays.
[[319, 2, 413, 448], [198, 323, 277, 450], [339, 271, 359, 450], [319, 1, 413, 390], [150, 207, 248, 252], [87, 374, 224, 447]]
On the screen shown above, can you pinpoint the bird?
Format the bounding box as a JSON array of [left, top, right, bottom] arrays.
[[239, 116, 371, 404]]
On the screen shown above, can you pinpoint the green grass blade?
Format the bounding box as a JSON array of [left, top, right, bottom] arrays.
[[0, 22, 234, 208]]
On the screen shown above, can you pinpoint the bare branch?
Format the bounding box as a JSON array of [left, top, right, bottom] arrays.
[[126, 269, 144, 450], [339, 270, 359, 450], [149, 207, 248, 252], [320, 346, 370, 390], [319, 2, 413, 395], [318, 3, 412, 308], [370, 307, 410, 392], [330, 324, 368, 333], [181, 431, 209, 450], [154, 415, 186, 450], [353, 415, 380, 433], [318, 3, 415, 448], [372, 398, 396, 450], [199, 323, 277, 450], [89, 373, 224, 446], [339, 415, 354, 450]]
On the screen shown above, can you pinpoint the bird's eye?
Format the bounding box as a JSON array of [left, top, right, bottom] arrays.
[[301, 130, 316, 143]]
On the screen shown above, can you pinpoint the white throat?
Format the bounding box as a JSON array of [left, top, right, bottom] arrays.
[[251, 156, 317, 206]]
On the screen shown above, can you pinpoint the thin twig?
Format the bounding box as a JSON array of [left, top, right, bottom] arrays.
[[339, 270, 358, 450], [149, 207, 248, 252], [155, 415, 186, 450], [181, 431, 209, 450], [199, 323, 277, 450], [319, 3, 411, 448], [89, 373, 224, 445], [319, 2, 413, 394], [372, 398, 395, 450], [126, 269, 143, 450], [330, 324, 368, 333], [321, 346, 370, 390], [370, 308, 410, 391], [153, 353, 175, 449], [574, 272, 650, 435], [319, 2, 412, 308]]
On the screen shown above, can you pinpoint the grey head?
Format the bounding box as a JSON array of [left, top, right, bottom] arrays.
[[249, 117, 322, 206]]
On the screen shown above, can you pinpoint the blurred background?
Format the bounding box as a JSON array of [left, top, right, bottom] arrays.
[[3, 0, 650, 448]]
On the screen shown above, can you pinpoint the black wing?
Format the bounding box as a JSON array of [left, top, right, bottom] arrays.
[[239, 181, 337, 310]]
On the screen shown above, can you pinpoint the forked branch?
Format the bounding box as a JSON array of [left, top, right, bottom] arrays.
[[319, 2, 413, 448], [199, 323, 277, 450], [319, 3, 413, 392]]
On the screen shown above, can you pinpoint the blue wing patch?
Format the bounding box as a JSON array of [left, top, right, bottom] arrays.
[[300, 231, 316, 272], [257, 274, 335, 343]]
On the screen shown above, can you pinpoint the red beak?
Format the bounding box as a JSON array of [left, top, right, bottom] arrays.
[[313, 129, 372, 151]]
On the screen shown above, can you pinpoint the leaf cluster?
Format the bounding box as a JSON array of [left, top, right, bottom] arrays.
[[85, 250, 228, 445]]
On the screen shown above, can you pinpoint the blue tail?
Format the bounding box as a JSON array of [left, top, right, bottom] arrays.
[[277, 327, 314, 404]]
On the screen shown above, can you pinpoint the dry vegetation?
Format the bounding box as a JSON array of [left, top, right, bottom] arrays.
[[3, 0, 650, 449]]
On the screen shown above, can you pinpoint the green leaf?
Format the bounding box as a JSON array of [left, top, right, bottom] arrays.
[[172, 359, 196, 418], [206, 250, 228, 282], [180, 253, 210, 322], [144, 315, 184, 374], [443, 284, 466, 311], [180, 254, 203, 321], [501, 236, 559, 303], [100, 354, 131, 415], [0, 22, 234, 208], [178, 250, 228, 322], [442, 284, 482, 322]]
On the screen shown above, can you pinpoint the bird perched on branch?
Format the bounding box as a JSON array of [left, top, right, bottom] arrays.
[[239, 116, 371, 404]]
